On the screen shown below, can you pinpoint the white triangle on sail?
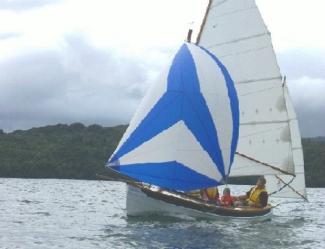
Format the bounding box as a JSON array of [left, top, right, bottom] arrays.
[[118, 120, 223, 182], [110, 65, 170, 159], [186, 43, 233, 175]]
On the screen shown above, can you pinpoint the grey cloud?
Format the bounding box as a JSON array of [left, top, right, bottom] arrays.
[[277, 49, 325, 80], [0, 34, 150, 131], [295, 104, 325, 138], [278, 49, 325, 137], [1, 35, 324, 138], [0, 32, 22, 40], [288, 78, 325, 138], [0, 0, 62, 10]]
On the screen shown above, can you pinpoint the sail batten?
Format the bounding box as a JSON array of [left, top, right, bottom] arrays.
[[236, 77, 282, 85], [205, 33, 270, 49]]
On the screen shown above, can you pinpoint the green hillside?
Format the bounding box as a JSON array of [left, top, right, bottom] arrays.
[[302, 137, 325, 187], [0, 124, 324, 187], [0, 123, 126, 180]]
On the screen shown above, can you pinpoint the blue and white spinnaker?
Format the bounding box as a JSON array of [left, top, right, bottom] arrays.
[[107, 43, 239, 191]]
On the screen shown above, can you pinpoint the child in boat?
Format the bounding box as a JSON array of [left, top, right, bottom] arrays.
[[220, 187, 234, 207], [200, 186, 220, 205]]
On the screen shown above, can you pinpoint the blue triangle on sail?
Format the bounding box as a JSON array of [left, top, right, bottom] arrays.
[[110, 44, 225, 177], [199, 46, 239, 174], [112, 161, 219, 191]]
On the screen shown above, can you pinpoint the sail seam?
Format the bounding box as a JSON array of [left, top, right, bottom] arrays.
[[218, 46, 270, 59], [239, 85, 282, 97], [209, 6, 258, 19], [235, 152, 295, 176], [205, 32, 270, 49], [239, 125, 287, 138], [240, 120, 289, 125], [211, 0, 228, 8], [236, 76, 282, 85]]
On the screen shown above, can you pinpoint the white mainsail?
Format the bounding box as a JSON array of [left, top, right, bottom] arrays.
[[196, 0, 307, 200]]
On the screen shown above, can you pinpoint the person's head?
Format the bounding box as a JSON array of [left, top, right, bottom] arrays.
[[223, 187, 231, 196], [256, 176, 266, 188]]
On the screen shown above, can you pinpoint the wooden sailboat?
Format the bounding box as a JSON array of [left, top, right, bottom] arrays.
[[104, 0, 307, 219]]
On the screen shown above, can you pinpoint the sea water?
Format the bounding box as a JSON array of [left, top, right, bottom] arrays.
[[0, 178, 324, 249]]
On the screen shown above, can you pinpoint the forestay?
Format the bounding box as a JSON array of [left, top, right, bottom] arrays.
[[196, 0, 307, 199], [107, 43, 239, 192]]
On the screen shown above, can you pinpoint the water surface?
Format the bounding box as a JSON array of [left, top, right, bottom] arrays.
[[0, 178, 324, 249]]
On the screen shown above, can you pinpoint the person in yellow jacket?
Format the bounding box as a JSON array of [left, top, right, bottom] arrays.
[[235, 176, 268, 208], [200, 186, 220, 205]]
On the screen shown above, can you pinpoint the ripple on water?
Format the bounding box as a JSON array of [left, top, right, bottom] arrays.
[[31, 211, 51, 216], [0, 179, 324, 249], [20, 199, 41, 204]]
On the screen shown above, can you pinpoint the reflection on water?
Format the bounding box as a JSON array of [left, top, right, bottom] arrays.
[[0, 178, 324, 249]]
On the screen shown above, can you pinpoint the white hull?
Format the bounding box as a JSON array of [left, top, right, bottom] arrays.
[[126, 185, 272, 221]]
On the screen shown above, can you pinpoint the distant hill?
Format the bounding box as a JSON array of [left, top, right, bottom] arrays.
[[309, 137, 325, 143], [0, 124, 324, 187], [302, 137, 325, 187], [0, 123, 127, 180]]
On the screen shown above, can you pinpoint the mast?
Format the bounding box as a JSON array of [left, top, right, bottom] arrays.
[[196, 0, 213, 45]]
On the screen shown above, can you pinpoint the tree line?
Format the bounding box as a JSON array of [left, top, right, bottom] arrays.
[[0, 123, 324, 187]]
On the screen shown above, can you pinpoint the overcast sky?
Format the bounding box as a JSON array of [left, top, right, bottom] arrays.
[[0, 0, 324, 137]]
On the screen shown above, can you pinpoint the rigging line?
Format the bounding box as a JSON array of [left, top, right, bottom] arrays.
[[235, 151, 295, 176], [268, 176, 295, 197], [230, 163, 293, 173], [96, 173, 143, 189], [272, 203, 281, 208], [229, 164, 285, 172], [274, 175, 308, 202]]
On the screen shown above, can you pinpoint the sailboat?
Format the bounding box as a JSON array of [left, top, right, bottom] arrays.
[[104, 0, 307, 219]]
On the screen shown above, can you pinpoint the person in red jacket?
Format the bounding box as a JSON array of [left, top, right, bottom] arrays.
[[220, 187, 234, 207]]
